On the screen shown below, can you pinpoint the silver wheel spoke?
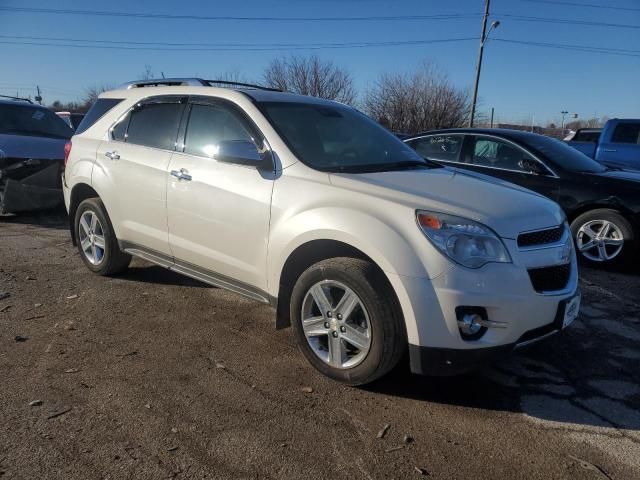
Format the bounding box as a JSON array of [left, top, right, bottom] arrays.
[[328, 334, 344, 368], [578, 224, 597, 240], [578, 239, 596, 251], [91, 244, 98, 263], [302, 316, 327, 337], [90, 212, 98, 233], [604, 238, 623, 246], [80, 216, 91, 236], [341, 325, 369, 350], [93, 234, 106, 249], [80, 237, 92, 252], [310, 284, 332, 316], [599, 221, 612, 238], [335, 289, 359, 321]]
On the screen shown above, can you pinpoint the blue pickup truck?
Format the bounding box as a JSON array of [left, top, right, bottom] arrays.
[[565, 119, 640, 171]]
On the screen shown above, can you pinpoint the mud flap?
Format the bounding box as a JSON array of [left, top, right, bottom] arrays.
[[0, 162, 64, 214]]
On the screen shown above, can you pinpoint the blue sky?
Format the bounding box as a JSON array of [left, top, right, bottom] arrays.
[[1, 0, 638, 125]]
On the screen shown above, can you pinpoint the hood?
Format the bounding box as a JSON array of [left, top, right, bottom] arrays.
[[0, 134, 67, 160], [330, 166, 564, 239]]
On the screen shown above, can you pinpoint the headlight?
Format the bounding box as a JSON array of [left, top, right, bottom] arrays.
[[416, 211, 511, 268]]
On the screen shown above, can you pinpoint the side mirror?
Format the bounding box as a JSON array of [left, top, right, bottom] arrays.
[[518, 158, 542, 175], [215, 140, 265, 166]]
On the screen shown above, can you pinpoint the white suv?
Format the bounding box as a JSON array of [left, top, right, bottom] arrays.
[[63, 78, 580, 385]]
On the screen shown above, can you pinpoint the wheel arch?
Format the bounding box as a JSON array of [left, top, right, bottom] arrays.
[[274, 239, 400, 330], [68, 183, 100, 245]]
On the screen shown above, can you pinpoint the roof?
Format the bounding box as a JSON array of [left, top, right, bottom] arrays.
[[0, 98, 40, 107], [101, 77, 344, 106], [406, 128, 551, 143]]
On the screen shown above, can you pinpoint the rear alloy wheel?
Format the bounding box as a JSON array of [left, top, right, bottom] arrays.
[[291, 257, 406, 385], [74, 198, 131, 275], [571, 209, 635, 267]]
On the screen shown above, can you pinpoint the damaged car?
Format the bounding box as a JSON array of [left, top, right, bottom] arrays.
[[0, 96, 73, 214]]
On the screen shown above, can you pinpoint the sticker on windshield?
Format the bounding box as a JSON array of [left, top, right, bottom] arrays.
[[32, 110, 45, 121]]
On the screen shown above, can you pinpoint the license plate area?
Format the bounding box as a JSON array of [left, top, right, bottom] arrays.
[[562, 293, 581, 329]]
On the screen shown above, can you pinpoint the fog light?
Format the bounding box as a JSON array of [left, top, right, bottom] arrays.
[[455, 306, 488, 341], [459, 313, 483, 335]]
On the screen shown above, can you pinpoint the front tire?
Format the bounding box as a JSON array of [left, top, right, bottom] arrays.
[[290, 257, 406, 385], [74, 198, 131, 275], [570, 209, 635, 267]]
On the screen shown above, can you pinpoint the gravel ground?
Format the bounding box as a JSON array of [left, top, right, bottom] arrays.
[[1, 211, 639, 480]]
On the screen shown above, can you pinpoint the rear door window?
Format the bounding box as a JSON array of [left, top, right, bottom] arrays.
[[611, 123, 640, 144], [470, 136, 539, 173], [406, 135, 463, 163], [75, 98, 123, 134], [126, 102, 184, 150]]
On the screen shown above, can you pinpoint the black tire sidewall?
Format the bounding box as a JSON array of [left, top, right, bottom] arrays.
[[290, 260, 401, 385], [571, 209, 635, 267], [74, 198, 118, 274]]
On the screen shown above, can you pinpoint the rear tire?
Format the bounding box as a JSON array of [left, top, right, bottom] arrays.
[[74, 198, 130, 275], [570, 209, 635, 268], [290, 257, 406, 385]]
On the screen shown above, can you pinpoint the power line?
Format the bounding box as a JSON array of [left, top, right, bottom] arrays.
[[0, 37, 478, 52], [0, 6, 478, 22], [493, 38, 640, 57], [498, 13, 640, 29], [0, 34, 475, 48], [519, 0, 640, 12]]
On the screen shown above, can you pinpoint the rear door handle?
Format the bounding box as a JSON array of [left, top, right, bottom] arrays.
[[170, 168, 192, 181], [603, 149, 617, 152], [105, 151, 120, 160]]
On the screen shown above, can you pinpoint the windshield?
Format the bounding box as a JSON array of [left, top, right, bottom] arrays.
[[523, 134, 606, 173], [258, 101, 432, 173], [0, 104, 73, 139]]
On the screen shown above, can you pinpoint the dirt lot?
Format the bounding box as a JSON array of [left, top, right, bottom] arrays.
[[1, 211, 639, 480]]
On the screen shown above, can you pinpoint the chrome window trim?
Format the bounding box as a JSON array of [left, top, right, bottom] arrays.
[[405, 133, 560, 179]]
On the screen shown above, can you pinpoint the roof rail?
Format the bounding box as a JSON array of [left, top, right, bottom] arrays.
[[120, 77, 281, 92], [121, 78, 209, 89], [0, 94, 33, 104], [204, 80, 281, 92]]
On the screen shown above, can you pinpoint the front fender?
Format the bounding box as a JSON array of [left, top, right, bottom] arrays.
[[267, 207, 450, 297]]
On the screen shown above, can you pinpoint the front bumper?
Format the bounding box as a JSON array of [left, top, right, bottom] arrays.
[[385, 235, 579, 376], [408, 294, 576, 375]]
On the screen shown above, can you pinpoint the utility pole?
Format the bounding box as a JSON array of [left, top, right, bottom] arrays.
[[490, 107, 494, 128], [35, 85, 43, 105], [560, 110, 568, 135], [469, 0, 496, 128]]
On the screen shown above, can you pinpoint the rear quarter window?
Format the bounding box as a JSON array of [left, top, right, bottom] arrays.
[[75, 98, 123, 135], [611, 123, 640, 144]]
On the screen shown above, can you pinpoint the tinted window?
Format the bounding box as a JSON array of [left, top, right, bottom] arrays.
[[0, 104, 73, 139], [612, 123, 640, 144], [75, 98, 122, 134], [126, 102, 183, 150], [520, 133, 606, 173], [184, 103, 254, 157], [408, 135, 463, 162], [573, 130, 600, 143], [469, 137, 537, 173], [259, 102, 427, 173]]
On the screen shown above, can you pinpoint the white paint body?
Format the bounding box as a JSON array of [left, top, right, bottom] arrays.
[[63, 85, 578, 355]]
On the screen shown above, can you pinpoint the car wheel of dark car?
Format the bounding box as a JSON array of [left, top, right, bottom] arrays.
[[570, 209, 636, 267], [74, 198, 131, 275]]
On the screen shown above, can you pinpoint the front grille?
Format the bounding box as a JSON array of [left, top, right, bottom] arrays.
[[518, 225, 564, 248], [528, 263, 571, 293]]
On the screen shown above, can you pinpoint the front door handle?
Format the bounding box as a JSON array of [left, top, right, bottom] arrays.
[[603, 149, 617, 153], [170, 168, 192, 181], [105, 151, 120, 160]]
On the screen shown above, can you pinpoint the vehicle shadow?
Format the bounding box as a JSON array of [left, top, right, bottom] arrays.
[[365, 317, 640, 432], [0, 208, 68, 230]]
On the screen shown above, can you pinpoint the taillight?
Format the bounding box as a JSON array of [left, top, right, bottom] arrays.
[[63, 142, 72, 167]]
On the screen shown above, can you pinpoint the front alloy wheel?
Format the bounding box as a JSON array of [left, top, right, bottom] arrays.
[[301, 280, 372, 369]]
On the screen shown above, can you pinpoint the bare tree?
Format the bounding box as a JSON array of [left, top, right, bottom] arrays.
[[363, 63, 471, 134], [81, 84, 114, 110], [263, 55, 356, 104], [140, 65, 155, 80]]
